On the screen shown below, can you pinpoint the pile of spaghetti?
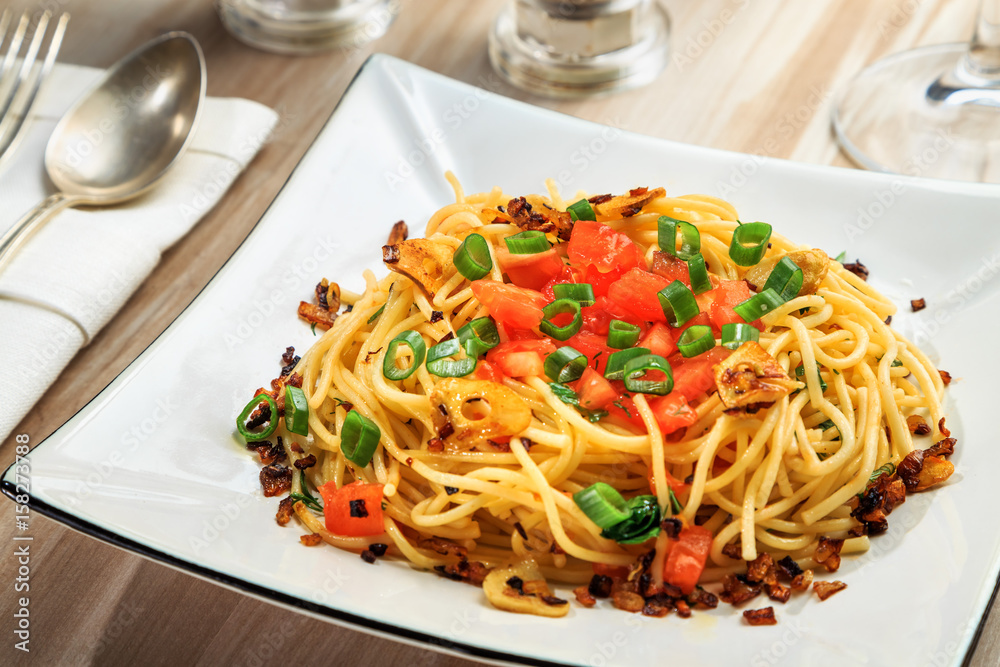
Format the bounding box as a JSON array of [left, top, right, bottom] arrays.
[[238, 176, 956, 621]]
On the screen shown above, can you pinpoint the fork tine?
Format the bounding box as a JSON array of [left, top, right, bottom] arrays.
[[0, 11, 29, 85], [0, 11, 51, 123], [0, 12, 70, 163]]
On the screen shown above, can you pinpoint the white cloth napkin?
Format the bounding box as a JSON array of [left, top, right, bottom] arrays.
[[0, 63, 278, 443]]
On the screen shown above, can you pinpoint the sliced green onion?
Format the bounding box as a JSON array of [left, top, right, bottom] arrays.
[[236, 394, 278, 442], [382, 330, 427, 380], [604, 347, 650, 381], [657, 216, 701, 260], [567, 199, 596, 222], [540, 298, 583, 341], [729, 222, 772, 266], [284, 385, 310, 436], [677, 325, 715, 358], [607, 320, 641, 349], [623, 353, 674, 395], [657, 281, 700, 328], [454, 233, 493, 280], [762, 256, 804, 302], [545, 346, 587, 383], [601, 495, 661, 544], [687, 253, 713, 295], [721, 322, 760, 350], [733, 288, 785, 322], [457, 318, 499, 358], [504, 230, 550, 254], [341, 410, 381, 467], [426, 338, 477, 377], [572, 482, 631, 529], [553, 283, 595, 306]]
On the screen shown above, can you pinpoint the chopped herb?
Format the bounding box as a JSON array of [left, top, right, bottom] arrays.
[[612, 400, 632, 418], [834, 250, 847, 263], [816, 452, 829, 461], [817, 419, 836, 431], [549, 382, 608, 423], [367, 304, 386, 325], [667, 487, 683, 515], [798, 307, 810, 315], [290, 471, 323, 513], [310, 322, 317, 336], [891, 359, 903, 367]]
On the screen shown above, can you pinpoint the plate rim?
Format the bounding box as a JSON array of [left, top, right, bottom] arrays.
[[4, 51, 1000, 667]]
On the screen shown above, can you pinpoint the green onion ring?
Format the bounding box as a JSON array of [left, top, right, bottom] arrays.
[[382, 330, 427, 381]]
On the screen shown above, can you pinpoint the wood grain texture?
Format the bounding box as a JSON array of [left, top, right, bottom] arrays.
[[0, 0, 989, 665]]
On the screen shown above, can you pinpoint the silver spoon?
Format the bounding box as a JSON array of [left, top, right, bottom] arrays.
[[0, 31, 205, 275]]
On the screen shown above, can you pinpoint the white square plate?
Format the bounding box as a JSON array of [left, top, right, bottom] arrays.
[[6, 54, 1000, 667]]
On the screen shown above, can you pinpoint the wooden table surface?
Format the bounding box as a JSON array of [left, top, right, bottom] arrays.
[[1, 0, 995, 664]]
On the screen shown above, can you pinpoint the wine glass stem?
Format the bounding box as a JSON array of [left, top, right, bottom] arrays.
[[967, 0, 1000, 79]]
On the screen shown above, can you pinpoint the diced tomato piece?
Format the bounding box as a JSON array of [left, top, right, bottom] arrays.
[[607, 268, 671, 322], [319, 481, 385, 537], [604, 394, 645, 429], [592, 562, 631, 580], [496, 247, 566, 292], [564, 330, 612, 374], [471, 280, 547, 330], [567, 220, 643, 274], [486, 339, 556, 377], [663, 525, 713, 594], [650, 252, 691, 287], [676, 312, 712, 337], [648, 393, 698, 435], [575, 367, 617, 410], [703, 280, 763, 332], [582, 263, 629, 298], [474, 359, 505, 383], [581, 303, 613, 335], [540, 265, 578, 301], [640, 322, 677, 358], [670, 347, 731, 401], [714, 280, 752, 308]]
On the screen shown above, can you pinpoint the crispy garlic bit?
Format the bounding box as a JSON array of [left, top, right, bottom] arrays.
[[482, 560, 569, 617], [382, 239, 456, 297], [592, 187, 666, 218], [744, 249, 830, 296], [429, 378, 532, 452], [714, 342, 803, 409]]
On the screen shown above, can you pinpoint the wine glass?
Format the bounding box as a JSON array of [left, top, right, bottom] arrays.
[[488, 0, 671, 98], [832, 0, 1000, 183], [217, 0, 398, 54]]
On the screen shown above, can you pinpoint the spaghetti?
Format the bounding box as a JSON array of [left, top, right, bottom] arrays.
[[241, 176, 955, 618]]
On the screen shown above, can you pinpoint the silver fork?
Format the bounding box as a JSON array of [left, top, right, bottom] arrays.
[[0, 9, 70, 164]]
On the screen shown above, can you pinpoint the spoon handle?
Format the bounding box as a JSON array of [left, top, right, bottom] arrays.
[[0, 192, 78, 277]]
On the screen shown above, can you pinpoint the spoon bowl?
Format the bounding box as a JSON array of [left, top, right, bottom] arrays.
[[0, 31, 205, 272]]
